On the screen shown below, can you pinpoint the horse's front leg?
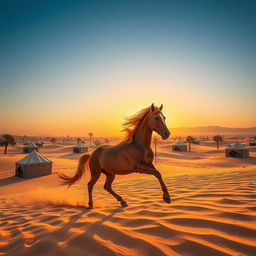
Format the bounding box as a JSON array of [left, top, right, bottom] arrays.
[[135, 163, 171, 203]]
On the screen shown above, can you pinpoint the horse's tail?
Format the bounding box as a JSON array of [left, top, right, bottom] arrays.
[[58, 154, 90, 187]]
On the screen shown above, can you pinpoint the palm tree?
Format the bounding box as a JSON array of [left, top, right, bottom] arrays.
[[186, 136, 194, 152], [0, 134, 16, 154], [88, 132, 93, 145], [213, 135, 223, 149], [94, 138, 103, 147]]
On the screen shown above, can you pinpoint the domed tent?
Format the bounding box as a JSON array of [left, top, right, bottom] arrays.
[[191, 138, 201, 144], [249, 140, 256, 146], [172, 141, 187, 151], [73, 142, 88, 153], [16, 150, 52, 178], [225, 142, 249, 158], [35, 141, 44, 147], [23, 142, 39, 153]]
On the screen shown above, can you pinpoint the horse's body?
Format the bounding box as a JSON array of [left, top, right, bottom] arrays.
[[59, 104, 171, 208]]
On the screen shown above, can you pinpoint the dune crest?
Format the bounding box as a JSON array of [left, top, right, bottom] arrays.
[[1, 167, 256, 256]]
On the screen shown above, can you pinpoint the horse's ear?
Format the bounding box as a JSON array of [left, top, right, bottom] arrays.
[[151, 103, 155, 112], [159, 104, 163, 111]]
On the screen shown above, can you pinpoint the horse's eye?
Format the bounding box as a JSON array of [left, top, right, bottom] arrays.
[[155, 116, 160, 121]]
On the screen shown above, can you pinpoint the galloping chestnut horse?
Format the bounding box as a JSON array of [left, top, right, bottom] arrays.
[[59, 104, 171, 208]]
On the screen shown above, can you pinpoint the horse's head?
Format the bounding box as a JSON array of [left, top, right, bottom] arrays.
[[148, 103, 170, 140]]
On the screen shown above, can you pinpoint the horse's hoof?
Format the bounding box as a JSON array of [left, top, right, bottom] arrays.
[[163, 194, 171, 203], [121, 201, 128, 207], [164, 197, 171, 203]]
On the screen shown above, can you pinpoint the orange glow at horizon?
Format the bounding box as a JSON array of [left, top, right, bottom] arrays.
[[1, 1, 255, 138], [1, 81, 255, 137]]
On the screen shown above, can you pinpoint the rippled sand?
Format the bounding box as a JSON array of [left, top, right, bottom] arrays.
[[1, 139, 256, 256]]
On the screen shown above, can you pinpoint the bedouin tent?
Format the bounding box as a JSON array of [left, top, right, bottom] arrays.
[[35, 141, 44, 147], [225, 142, 249, 158], [73, 142, 88, 153], [191, 138, 201, 144], [249, 140, 256, 146], [23, 142, 39, 153], [16, 150, 52, 178], [172, 141, 187, 151]]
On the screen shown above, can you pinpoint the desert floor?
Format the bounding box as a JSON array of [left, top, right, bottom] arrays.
[[0, 137, 256, 256]]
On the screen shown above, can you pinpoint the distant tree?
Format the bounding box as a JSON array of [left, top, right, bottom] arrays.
[[94, 138, 103, 147], [50, 137, 57, 143], [153, 136, 158, 160], [76, 137, 85, 143], [213, 135, 223, 149], [0, 134, 16, 154], [104, 138, 109, 144], [186, 136, 194, 152], [88, 132, 93, 145], [22, 135, 28, 142]]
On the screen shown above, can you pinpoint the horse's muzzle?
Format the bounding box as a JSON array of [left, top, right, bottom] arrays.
[[160, 130, 170, 140]]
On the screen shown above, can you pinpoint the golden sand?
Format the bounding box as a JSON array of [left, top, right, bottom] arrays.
[[0, 138, 256, 256]]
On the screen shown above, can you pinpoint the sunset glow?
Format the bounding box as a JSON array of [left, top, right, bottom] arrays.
[[1, 1, 255, 136], [1, 2, 256, 256]]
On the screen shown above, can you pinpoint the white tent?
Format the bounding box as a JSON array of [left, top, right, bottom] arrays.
[[76, 142, 86, 148], [175, 141, 186, 146], [172, 141, 187, 151], [191, 138, 201, 144], [249, 140, 256, 146], [35, 141, 44, 147], [225, 142, 249, 158], [16, 150, 52, 178], [73, 142, 88, 153], [23, 142, 39, 153], [228, 142, 246, 150]]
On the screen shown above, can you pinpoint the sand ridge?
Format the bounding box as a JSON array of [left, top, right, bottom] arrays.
[[0, 138, 256, 255], [1, 169, 256, 256]]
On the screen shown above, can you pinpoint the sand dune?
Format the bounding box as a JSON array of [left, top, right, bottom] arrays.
[[1, 168, 256, 256], [1, 139, 256, 256]]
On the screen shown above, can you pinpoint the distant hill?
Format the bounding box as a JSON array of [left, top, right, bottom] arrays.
[[1, 126, 256, 138], [171, 126, 256, 136]]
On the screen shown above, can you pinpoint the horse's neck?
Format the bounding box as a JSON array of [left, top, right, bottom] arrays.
[[133, 115, 152, 149]]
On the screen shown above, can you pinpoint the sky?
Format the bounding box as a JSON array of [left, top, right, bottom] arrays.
[[0, 0, 256, 137]]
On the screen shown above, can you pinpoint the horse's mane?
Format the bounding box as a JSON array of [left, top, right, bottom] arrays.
[[122, 106, 151, 141]]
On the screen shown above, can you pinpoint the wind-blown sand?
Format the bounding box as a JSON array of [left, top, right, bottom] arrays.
[[1, 139, 256, 256]]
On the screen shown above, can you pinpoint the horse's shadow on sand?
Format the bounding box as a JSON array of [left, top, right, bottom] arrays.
[[55, 206, 166, 256], [57, 207, 125, 255], [16, 206, 125, 256]]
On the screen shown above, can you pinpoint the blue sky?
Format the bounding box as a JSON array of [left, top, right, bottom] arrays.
[[1, 0, 256, 135]]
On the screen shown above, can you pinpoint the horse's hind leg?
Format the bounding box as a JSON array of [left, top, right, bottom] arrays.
[[103, 170, 128, 207], [87, 166, 101, 209]]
